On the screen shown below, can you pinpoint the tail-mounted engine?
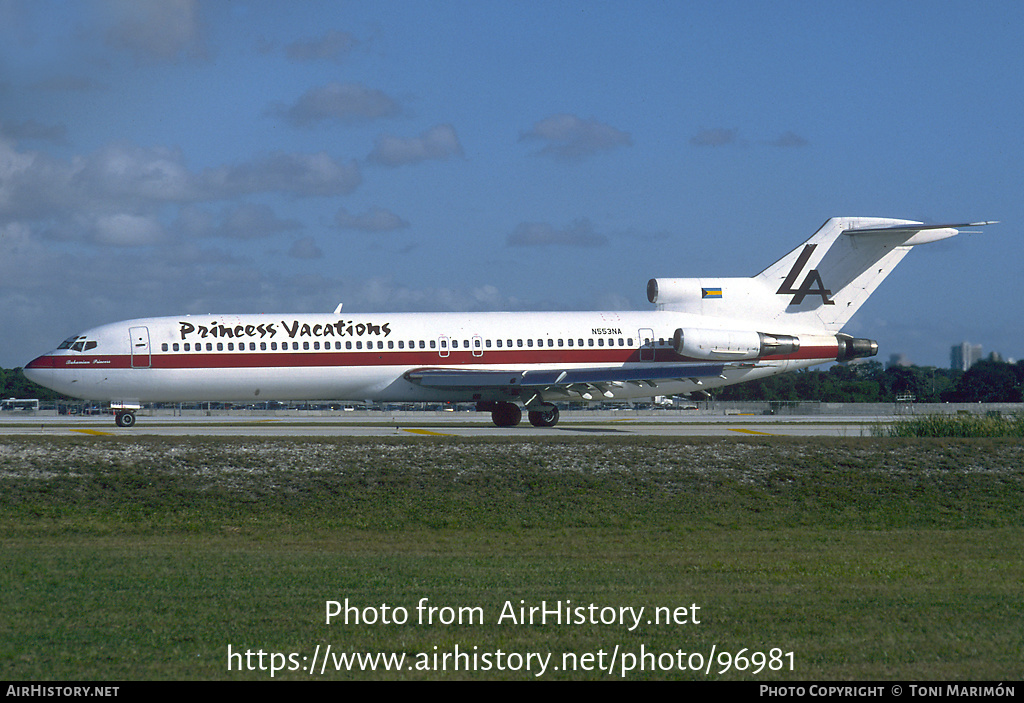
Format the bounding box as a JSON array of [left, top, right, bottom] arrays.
[[672, 328, 800, 360], [670, 328, 877, 362], [835, 334, 878, 362]]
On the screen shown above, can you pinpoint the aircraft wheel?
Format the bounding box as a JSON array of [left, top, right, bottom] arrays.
[[528, 404, 559, 428], [115, 411, 136, 428], [491, 402, 522, 427]]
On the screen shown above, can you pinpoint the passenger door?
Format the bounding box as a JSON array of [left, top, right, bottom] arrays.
[[129, 326, 151, 368]]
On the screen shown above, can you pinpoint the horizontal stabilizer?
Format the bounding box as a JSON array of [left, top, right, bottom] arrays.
[[843, 221, 997, 236], [744, 217, 998, 331]]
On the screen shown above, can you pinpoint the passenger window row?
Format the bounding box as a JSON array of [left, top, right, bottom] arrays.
[[158, 337, 648, 353]]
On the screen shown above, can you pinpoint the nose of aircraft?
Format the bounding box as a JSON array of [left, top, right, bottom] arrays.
[[23, 353, 54, 386]]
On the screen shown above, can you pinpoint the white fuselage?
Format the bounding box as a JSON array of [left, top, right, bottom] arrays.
[[24, 310, 839, 406], [26, 216, 988, 424]]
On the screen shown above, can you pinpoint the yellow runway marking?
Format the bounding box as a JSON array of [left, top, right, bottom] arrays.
[[728, 428, 774, 435], [402, 428, 455, 436], [70, 429, 115, 436]]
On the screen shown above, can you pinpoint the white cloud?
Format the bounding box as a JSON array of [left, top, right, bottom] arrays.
[[269, 82, 400, 128], [0, 136, 364, 260], [506, 218, 608, 247], [93, 213, 165, 246], [690, 128, 739, 147], [173, 205, 217, 239], [80, 142, 197, 203], [334, 206, 409, 232], [288, 236, 323, 259], [0, 138, 51, 218], [202, 152, 362, 197], [519, 114, 632, 160], [0, 140, 198, 219], [218, 203, 303, 239], [771, 131, 809, 148], [103, 0, 209, 63], [0, 221, 56, 285], [173, 203, 304, 241], [1, 139, 360, 227], [367, 124, 464, 167]]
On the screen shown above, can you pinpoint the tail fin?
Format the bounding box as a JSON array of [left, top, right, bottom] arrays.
[[756, 217, 995, 331], [648, 217, 995, 332]]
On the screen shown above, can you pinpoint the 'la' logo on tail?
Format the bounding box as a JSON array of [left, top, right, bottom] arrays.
[[777, 244, 834, 305]]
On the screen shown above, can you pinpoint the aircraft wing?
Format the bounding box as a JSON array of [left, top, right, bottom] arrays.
[[405, 363, 728, 397]]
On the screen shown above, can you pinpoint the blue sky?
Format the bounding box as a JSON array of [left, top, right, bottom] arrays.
[[2, 0, 1021, 368]]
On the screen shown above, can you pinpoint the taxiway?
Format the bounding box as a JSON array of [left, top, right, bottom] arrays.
[[0, 412, 888, 437]]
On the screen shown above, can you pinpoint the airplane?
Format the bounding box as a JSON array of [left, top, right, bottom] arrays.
[[24, 217, 995, 428]]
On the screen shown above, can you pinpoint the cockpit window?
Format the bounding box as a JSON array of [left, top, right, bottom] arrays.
[[58, 336, 96, 352]]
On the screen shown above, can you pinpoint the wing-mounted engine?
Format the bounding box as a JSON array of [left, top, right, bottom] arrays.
[[672, 328, 800, 361]]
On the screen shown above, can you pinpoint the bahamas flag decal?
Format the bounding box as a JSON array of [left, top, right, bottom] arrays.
[[702, 288, 723, 299]]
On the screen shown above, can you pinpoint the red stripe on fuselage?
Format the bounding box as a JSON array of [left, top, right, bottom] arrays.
[[35, 344, 839, 370]]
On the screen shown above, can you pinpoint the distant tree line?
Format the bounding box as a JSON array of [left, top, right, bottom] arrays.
[[714, 359, 1024, 404], [2, 359, 1023, 405]]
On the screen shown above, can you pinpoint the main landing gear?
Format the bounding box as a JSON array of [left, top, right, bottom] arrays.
[[527, 404, 559, 428], [114, 411, 136, 428], [490, 401, 521, 427], [481, 401, 560, 428]]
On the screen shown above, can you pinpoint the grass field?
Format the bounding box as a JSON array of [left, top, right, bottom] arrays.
[[2, 436, 1022, 680], [877, 413, 1024, 438]]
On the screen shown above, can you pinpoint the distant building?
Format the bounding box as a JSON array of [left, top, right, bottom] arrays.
[[951, 342, 983, 371]]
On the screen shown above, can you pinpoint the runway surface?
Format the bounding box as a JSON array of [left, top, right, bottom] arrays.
[[0, 412, 892, 437]]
